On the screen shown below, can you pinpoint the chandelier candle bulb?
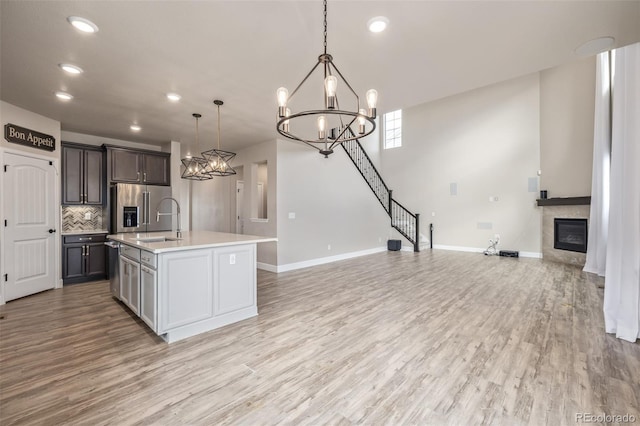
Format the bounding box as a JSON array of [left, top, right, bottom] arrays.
[[366, 89, 378, 118], [277, 87, 289, 117], [283, 108, 291, 133], [324, 75, 338, 109], [317, 116, 327, 139], [358, 109, 367, 134]]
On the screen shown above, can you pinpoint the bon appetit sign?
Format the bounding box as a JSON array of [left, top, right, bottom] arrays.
[[4, 123, 56, 151]]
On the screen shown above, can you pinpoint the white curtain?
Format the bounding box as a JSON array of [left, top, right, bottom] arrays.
[[583, 53, 611, 276], [603, 42, 640, 343]]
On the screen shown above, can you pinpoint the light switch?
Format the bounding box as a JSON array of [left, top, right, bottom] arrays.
[[230, 254, 236, 265], [288, 212, 296, 219]]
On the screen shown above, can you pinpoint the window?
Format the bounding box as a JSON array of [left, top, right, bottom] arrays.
[[384, 109, 402, 149]]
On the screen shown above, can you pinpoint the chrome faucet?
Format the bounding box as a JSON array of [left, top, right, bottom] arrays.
[[156, 197, 182, 239]]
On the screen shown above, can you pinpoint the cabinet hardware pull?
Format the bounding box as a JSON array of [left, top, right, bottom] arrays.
[[143, 172, 147, 182]]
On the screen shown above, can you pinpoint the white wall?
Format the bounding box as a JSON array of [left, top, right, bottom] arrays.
[[1, 102, 61, 159], [380, 73, 542, 254], [188, 139, 278, 266], [540, 56, 595, 197], [190, 173, 233, 232], [61, 131, 165, 152], [235, 140, 277, 266], [276, 139, 390, 267]]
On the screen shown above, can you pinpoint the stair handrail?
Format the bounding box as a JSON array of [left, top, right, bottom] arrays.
[[339, 130, 421, 252], [341, 139, 390, 214]]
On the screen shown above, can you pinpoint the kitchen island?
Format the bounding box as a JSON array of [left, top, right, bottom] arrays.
[[107, 231, 276, 343]]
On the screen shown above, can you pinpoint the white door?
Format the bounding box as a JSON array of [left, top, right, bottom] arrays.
[[236, 180, 244, 234], [3, 153, 57, 301]]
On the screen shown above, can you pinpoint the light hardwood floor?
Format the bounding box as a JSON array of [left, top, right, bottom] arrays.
[[1, 250, 638, 425]]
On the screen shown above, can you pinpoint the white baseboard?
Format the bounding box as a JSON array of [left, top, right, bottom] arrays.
[[275, 246, 387, 273], [433, 244, 485, 253], [260, 245, 542, 275], [433, 244, 542, 258], [257, 262, 278, 273], [519, 251, 542, 259]]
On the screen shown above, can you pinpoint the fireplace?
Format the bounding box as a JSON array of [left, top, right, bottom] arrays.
[[554, 218, 588, 253]]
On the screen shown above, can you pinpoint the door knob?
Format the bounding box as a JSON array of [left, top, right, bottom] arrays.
[[48, 229, 56, 233]]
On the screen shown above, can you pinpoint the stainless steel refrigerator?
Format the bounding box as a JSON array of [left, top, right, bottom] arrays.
[[111, 183, 173, 233]]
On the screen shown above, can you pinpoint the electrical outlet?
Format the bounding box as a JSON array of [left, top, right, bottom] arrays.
[[84, 212, 92, 220], [230, 254, 236, 265], [431, 211, 436, 217], [288, 212, 296, 219], [327, 244, 331, 250], [378, 237, 382, 243], [494, 234, 500, 242]]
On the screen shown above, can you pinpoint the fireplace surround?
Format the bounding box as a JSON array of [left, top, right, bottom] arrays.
[[539, 198, 590, 266]]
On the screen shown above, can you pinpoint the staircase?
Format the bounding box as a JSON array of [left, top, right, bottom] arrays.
[[341, 138, 421, 252]]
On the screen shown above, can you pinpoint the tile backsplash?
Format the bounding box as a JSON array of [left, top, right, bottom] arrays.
[[62, 206, 106, 232]]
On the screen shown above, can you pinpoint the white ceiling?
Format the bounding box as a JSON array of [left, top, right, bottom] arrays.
[[2, 1, 639, 152]]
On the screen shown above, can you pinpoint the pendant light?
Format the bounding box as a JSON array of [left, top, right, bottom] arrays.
[[275, 0, 378, 157], [181, 113, 212, 181], [202, 100, 237, 176]]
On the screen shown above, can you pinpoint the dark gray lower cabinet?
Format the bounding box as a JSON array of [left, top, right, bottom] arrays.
[[62, 234, 107, 284]]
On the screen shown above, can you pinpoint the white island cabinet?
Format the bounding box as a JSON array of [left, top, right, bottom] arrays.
[[107, 231, 276, 343]]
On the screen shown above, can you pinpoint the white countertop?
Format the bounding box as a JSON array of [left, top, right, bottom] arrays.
[[62, 230, 109, 235], [107, 231, 277, 254]]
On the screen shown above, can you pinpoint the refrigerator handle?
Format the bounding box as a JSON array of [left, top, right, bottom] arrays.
[[146, 191, 151, 225], [142, 191, 149, 225]]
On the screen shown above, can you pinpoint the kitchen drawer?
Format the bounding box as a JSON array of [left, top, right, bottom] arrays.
[[63, 234, 107, 244], [140, 250, 156, 269], [121, 244, 141, 261]]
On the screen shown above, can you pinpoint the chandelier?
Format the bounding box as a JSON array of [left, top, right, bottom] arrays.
[[202, 100, 237, 176], [181, 113, 212, 181], [276, 0, 378, 158]]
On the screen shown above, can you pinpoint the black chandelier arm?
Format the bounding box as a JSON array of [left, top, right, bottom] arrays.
[[288, 60, 323, 103], [328, 124, 358, 151], [329, 60, 362, 111], [276, 109, 376, 145], [332, 115, 359, 142]]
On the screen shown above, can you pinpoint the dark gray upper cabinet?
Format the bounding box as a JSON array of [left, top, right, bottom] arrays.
[[62, 143, 105, 205], [108, 147, 170, 186], [142, 153, 170, 185], [110, 149, 141, 183]]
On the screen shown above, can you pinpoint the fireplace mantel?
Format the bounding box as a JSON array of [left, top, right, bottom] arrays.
[[537, 196, 591, 207]]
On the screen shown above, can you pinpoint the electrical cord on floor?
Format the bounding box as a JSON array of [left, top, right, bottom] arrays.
[[484, 236, 499, 256]]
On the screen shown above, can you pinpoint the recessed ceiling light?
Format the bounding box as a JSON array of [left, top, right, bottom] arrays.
[[130, 124, 141, 132], [59, 63, 84, 75], [367, 16, 389, 33], [575, 36, 615, 56], [55, 91, 73, 100], [67, 16, 99, 33], [166, 93, 181, 102]]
